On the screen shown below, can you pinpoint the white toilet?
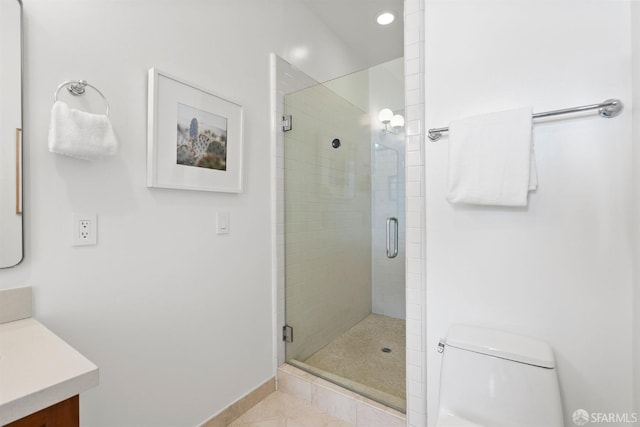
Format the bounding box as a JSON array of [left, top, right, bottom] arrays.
[[435, 325, 564, 427]]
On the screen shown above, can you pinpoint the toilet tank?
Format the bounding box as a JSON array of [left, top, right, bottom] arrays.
[[438, 325, 564, 427]]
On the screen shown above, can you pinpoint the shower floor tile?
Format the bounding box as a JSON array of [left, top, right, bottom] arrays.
[[302, 314, 406, 405], [228, 391, 353, 427]]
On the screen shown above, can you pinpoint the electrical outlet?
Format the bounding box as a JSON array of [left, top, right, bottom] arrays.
[[79, 220, 90, 240], [72, 214, 97, 246]]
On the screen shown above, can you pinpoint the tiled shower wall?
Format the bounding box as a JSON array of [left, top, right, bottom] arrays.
[[404, 0, 426, 425]]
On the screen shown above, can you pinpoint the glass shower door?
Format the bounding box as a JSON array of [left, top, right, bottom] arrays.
[[372, 134, 406, 319]]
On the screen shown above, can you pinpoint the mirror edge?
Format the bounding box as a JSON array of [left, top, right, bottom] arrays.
[[1, 0, 24, 269]]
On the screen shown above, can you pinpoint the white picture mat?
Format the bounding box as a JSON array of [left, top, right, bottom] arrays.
[[147, 69, 243, 192]]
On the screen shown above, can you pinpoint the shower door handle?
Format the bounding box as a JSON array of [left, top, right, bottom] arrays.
[[386, 217, 398, 259]]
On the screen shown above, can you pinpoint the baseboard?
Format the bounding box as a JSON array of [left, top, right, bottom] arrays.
[[198, 377, 275, 427]]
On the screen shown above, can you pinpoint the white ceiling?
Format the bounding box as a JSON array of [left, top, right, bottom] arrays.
[[298, 0, 404, 68]]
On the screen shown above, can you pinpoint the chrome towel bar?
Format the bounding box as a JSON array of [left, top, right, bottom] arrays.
[[427, 98, 623, 141]]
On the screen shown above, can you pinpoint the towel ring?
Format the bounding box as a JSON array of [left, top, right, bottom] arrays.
[[53, 80, 110, 116]]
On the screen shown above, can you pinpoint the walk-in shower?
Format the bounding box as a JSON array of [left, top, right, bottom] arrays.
[[280, 57, 406, 411]]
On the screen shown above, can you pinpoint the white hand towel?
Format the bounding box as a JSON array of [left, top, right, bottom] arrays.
[[48, 101, 118, 160], [446, 107, 536, 207]]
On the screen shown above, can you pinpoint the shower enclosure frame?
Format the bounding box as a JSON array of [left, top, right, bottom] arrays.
[[269, 1, 425, 425]]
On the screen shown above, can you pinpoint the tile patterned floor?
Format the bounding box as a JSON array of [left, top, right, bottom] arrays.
[[228, 391, 354, 427]]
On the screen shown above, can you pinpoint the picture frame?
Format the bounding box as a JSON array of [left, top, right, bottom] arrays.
[[147, 68, 243, 193]]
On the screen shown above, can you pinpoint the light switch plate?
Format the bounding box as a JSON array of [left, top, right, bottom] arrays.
[[216, 212, 230, 235]]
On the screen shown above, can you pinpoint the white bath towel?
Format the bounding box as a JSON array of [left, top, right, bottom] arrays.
[[446, 107, 537, 207], [48, 101, 118, 160]]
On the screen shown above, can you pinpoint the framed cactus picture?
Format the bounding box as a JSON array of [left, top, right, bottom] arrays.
[[147, 68, 243, 192]]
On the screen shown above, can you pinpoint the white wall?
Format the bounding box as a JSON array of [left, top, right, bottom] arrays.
[[425, 2, 634, 426], [0, 1, 365, 426]]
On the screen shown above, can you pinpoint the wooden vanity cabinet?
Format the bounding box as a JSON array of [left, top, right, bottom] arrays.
[[3, 395, 79, 427]]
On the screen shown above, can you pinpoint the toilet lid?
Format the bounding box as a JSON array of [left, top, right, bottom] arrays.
[[445, 325, 556, 368], [436, 411, 485, 427]]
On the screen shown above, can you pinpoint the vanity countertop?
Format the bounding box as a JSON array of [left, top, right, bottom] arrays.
[[0, 317, 99, 425]]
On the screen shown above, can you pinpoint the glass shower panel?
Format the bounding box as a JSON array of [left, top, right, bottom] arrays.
[[284, 83, 372, 364]]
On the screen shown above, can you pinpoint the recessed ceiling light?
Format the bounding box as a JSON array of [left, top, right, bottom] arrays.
[[290, 46, 309, 60], [376, 12, 395, 26]]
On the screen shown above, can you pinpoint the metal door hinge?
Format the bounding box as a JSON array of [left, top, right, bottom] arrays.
[[282, 115, 292, 132], [283, 324, 294, 343]]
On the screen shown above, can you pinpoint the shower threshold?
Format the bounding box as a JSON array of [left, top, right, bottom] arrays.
[[288, 359, 406, 413]]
